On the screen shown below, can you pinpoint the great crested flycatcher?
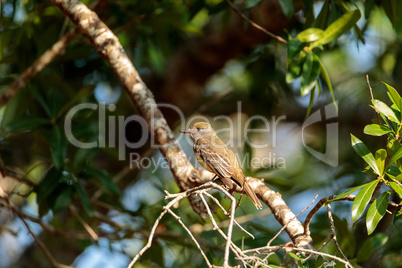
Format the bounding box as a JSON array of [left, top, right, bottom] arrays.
[[180, 122, 263, 209]]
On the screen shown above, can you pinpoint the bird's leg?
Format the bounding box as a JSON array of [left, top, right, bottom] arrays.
[[211, 175, 225, 187], [235, 180, 246, 209]]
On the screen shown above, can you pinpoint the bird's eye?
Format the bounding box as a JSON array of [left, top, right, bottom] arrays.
[[197, 128, 201, 131]]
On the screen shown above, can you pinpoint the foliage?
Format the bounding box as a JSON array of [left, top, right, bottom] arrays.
[[287, 9, 362, 115], [346, 83, 402, 235], [0, 0, 402, 267]]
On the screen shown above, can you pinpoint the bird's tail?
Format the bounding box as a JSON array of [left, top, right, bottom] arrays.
[[243, 179, 263, 210]]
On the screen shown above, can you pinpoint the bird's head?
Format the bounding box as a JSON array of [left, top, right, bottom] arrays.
[[180, 122, 213, 140]]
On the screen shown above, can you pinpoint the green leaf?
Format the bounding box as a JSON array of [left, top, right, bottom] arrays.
[[36, 167, 62, 202], [382, 0, 400, 28], [385, 147, 402, 171], [356, 233, 388, 262], [394, 173, 402, 183], [311, 9, 361, 49], [364, 0, 375, 18], [244, 0, 262, 9], [351, 134, 380, 175], [47, 89, 63, 119], [83, 167, 121, 195], [375, 149, 387, 176], [318, 58, 337, 110], [305, 81, 316, 118], [389, 181, 402, 199], [74, 183, 94, 216], [71, 148, 96, 170], [372, 99, 400, 123], [387, 94, 399, 112], [384, 82, 401, 111], [58, 85, 95, 118], [296, 28, 324, 42], [394, 210, 402, 223], [324, 184, 365, 205], [142, 240, 165, 267], [1, 88, 27, 134], [286, 40, 305, 83], [302, 0, 314, 27], [287, 38, 304, 61], [300, 51, 320, 96], [377, 112, 395, 132], [5, 117, 50, 133], [332, 215, 356, 258], [147, 40, 165, 75], [288, 252, 302, 261], [386, 166, 401, 180], [50, 126, 67, 170], [52, 186, 73, 213], [36, 167, 63, 217], [366, 191, 390, 235], [30, 87, 52, 118], [316, 74, 322, 96], [364, 124, 393, 136], [313, 0, 330, 29], [352, 179, 380, 221], [316, 256, 324, 268], [400, 99, 402, 124], [335, 0, 365, 44], [278, 0, 294, 18], [286, 53, 304, 83]]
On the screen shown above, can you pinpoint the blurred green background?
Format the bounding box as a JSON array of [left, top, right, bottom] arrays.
[[0, 0, 401, 267]]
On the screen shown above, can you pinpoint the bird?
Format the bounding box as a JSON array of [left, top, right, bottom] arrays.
[[180, 122, 263, 209]]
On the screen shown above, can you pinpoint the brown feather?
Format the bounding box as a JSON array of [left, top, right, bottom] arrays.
[[184, 122, 263, 209]]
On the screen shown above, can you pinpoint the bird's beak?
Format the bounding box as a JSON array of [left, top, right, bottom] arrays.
[[179, 128, 193, 134]]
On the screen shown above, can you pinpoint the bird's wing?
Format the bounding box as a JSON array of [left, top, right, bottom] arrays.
[[195, 139, 234, 183]]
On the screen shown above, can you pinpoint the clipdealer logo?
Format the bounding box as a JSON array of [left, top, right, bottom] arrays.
[[63, 101, 338, 167], [302, 102, 338, 167]]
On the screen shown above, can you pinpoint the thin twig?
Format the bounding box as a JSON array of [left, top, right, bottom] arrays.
[[164, 181, 215, 199], [166, 208, 212, 267], [18, 215, 72, 268], [367, 75, 388, 146], [223, 0, 287, 44], [327, 204, 351, 265], [317, 234, 334, 252], [268, 194, 318, 246], [366, 74, 382, 125], [366, 75, 375, 101], [225, 188, 236, 267], [199, 192, 246, 267], [391, 178, 402, 188], [241, 244, 284, 254], [302, 233, 334, 264], [127, 194, 183, 268], [204, 183, 245, 267], [304, 195, 336, 236], [203, 191, 255, 239], [68, 205, 99, 241], [9, 205, 90, 240], [304, 193, 401, 237], [293, 247, 353, 268]]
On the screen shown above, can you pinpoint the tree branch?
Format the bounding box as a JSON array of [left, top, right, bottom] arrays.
[[14, 206, 73, 268], [50, 0, 311, 247], [223, 0, 287, 43]]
